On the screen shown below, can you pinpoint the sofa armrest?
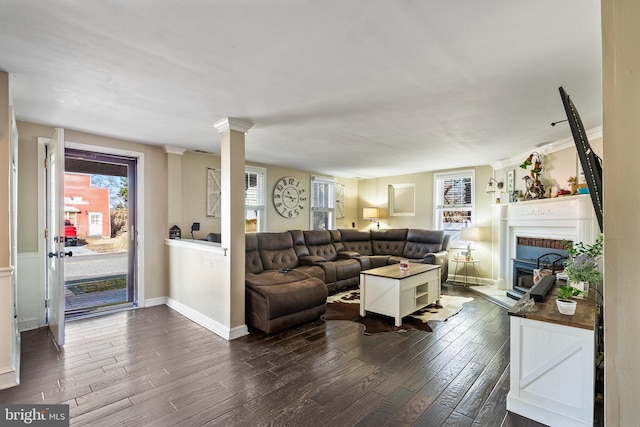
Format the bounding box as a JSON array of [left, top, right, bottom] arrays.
[[299, 255, 327, 265], [356, 256, 372, 270], [337, 250, 360, 259], [422, 250, 448, 266]]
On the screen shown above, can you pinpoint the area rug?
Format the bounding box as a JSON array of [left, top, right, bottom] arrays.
[[323, 290, 473, 335]]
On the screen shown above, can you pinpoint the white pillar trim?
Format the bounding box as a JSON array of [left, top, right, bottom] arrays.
[[163, 146, 185, 155], [214, 118, 253, 134]]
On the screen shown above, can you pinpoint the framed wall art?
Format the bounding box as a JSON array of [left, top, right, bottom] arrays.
[[207, 167, 221, 217], [388, 183, 415, 216], [507, 169, 515, 193]]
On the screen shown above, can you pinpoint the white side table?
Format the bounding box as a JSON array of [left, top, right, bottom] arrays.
[[452, 258, 480, 286]]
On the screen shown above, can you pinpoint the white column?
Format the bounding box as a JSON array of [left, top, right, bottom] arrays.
[[164, 146, 185, 231], [214, 118, 252, 337], [495, 204, 508, 289]]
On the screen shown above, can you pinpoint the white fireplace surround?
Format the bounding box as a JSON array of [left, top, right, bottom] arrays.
[[495, 195, 600, 289]]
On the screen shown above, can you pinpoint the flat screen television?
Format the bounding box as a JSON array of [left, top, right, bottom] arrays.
[[559, 87, 603, 232]]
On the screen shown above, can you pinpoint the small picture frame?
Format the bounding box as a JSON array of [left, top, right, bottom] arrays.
[[455, 251, 468, 261], [507, 169, 515, 193]]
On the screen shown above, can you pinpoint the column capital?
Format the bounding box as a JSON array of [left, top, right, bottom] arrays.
[[164, 146, 185, 155], [214, 118, 253, 134]]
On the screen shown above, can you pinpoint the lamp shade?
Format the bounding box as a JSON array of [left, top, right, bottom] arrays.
[[460, 226, 481, 242], [363, 207, 379, 220]]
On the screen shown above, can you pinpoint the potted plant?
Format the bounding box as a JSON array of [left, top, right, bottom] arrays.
[[556, 285, 581, 315], [563, 235, 603, 298]]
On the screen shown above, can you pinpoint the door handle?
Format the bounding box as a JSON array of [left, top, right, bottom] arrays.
[[48, 251, 58, 258], [63, 251, 73, 257]]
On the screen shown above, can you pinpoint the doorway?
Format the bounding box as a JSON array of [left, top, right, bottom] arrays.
[[63, 148, 138, 318]]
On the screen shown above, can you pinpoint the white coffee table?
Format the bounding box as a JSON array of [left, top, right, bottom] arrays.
[[359, 263, 441, 326]]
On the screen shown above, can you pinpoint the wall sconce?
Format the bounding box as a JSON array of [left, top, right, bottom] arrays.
[[363, 207, 380, 229], [486, 178, 504, 193]]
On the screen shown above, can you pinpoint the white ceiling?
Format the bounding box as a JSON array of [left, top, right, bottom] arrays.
[[0, 1, 602, 178]]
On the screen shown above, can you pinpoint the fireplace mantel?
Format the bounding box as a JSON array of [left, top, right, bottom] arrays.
[[494, 195, 599, 289]]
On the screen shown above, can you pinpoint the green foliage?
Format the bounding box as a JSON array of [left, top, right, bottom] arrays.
[[557, 285, 581, 301], [564, 235, 603, 259], [562, 236, 603, 284], [117, 177, 128, 205]]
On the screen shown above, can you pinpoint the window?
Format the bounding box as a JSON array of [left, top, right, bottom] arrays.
[[311, 176, 335, 230], [245, 166, 266, 232], [434, 170, 474, 248]]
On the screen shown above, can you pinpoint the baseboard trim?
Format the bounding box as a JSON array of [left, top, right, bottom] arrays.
[[0, 334, 20, 391], [165, 297, 248, 341], [18, 317, 40, 332], [0, 367, 19, 391], [144, 296, 168, 307], [448, 274, 491, 286]]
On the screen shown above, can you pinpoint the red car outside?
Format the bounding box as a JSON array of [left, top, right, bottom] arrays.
[[64, 219, 78, 246]]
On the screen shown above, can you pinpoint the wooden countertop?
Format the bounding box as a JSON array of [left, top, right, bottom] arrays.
[[508, 281, 595, 331], [361, 263, 440, 280]]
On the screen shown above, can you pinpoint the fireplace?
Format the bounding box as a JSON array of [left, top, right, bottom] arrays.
[[495, 195, 599, 296], [508, 237, 568, 300]]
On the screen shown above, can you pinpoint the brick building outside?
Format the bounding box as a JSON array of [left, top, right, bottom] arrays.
[[64, 173, 110, 238]]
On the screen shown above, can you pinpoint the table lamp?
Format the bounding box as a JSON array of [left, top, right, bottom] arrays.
[[460, 227, 481, 261], [363, 207, 380, 229]]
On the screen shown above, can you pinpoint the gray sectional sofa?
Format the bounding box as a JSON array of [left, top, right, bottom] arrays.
[[244, 228, 450, 333]]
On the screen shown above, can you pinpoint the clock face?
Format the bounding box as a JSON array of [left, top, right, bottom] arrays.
[[273, 176, 306, 218]]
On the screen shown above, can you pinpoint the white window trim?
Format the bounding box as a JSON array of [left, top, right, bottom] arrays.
[[310, 175, 336, 230], [433, 170, 475, 249], [245, 165, 266, 232]]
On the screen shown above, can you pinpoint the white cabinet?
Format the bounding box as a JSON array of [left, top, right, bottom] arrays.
[[360, 264, 441, 327], [508, 296, 595, 426]]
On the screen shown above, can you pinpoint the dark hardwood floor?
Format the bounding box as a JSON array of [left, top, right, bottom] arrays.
[[1, 284, 547, 426]]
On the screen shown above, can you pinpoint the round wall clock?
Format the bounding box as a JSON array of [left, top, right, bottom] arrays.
[[273, 176, 306, 218]]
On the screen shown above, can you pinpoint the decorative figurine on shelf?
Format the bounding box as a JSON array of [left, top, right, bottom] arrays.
[[567, 176, 578, 195], [522, 176, 533, 199], [520, 151, 545, 199]]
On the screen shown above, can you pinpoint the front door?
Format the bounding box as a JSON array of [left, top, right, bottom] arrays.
[[89, 212, 103, 236], [63, 148, 138, 316], [45, 128, 66, 346]]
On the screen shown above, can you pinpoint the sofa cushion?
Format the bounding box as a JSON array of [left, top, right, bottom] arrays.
[[294, 265, 326, 281], [257, 232, 299, 270], [338, 229, 373, 255], [371, 228, 408, 256], [245, 233, 264, 274], [303, 230, 338, 261], [289, 229, 311, 258], [402, 229, 445, 259], [246, 269, 306, 287], [329, 230, 344, 252]]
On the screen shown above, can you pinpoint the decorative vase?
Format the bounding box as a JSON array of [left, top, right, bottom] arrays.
[[568, 280, 589, 299], [556, 299, 577, 315]]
